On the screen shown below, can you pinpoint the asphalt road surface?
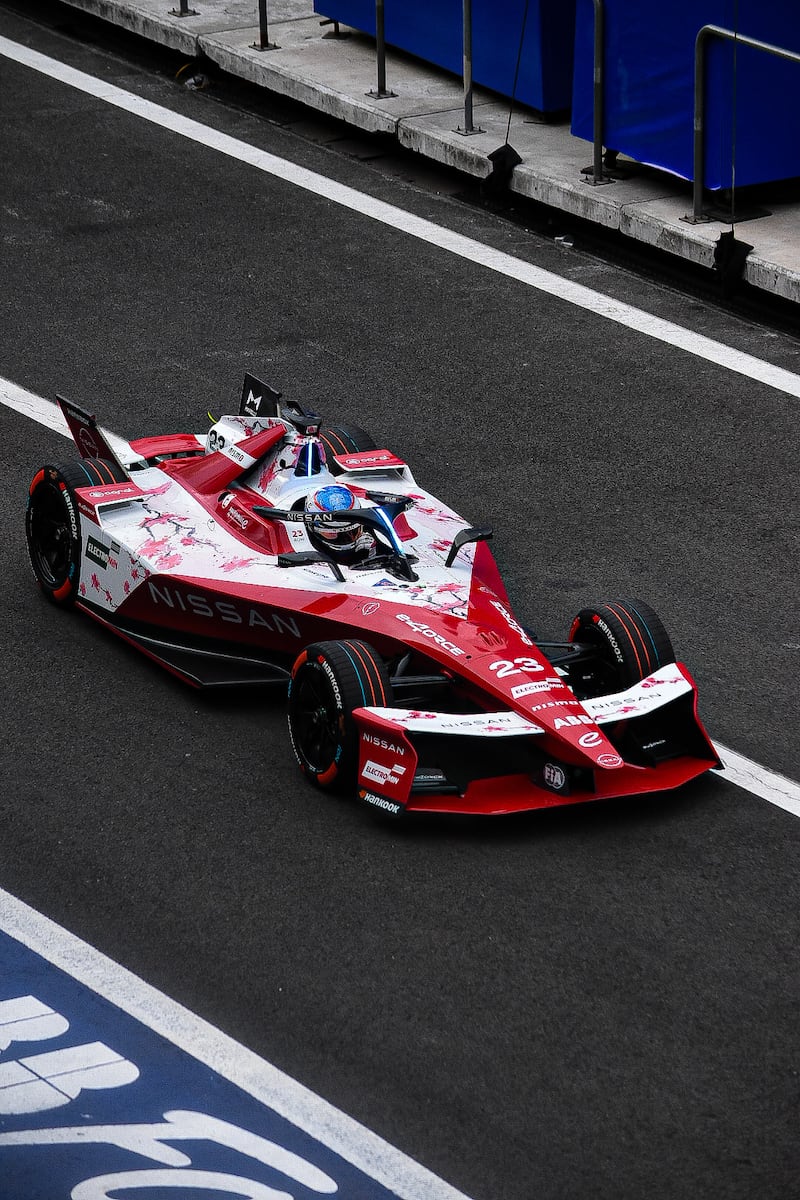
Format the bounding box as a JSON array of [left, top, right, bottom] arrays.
[[1, 6, 799, 1199]]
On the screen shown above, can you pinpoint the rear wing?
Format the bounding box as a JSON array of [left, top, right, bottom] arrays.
[[239, 373, 321, 433], [57, 395, 144, 474], [239, 373, 283, 419]]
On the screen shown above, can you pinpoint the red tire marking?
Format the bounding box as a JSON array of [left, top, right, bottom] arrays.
[[29, 470, 45, 495], [347, 641, 386, 706], [606, 604, 645, 677], [291, 650, 308, 678], [317, 763, 337, 786], [53, 580, 72, 601], [322, 430, 347, 455], [95, 459, 116, 484], [610, 602, 653, 675]]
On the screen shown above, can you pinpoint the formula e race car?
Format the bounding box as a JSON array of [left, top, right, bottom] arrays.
[[25, 374, 720, 817]]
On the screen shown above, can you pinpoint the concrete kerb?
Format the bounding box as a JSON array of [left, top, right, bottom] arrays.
[[54, 0, 215, 56], [200, 25, 456, 137], [199, 25, 399, 136]]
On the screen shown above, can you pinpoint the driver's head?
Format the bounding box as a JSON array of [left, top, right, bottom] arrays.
[[305, 485, 363, 559]]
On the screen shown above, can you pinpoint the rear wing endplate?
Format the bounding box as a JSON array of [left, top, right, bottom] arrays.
[[56, 395, 143, 475]]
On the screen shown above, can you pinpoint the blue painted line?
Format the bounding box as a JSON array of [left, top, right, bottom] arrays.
[[0, 932, 395, 1199], [0, 904, 472, 1200]]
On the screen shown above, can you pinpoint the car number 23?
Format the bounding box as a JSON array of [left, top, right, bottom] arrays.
[[489, 656, 545, 678]]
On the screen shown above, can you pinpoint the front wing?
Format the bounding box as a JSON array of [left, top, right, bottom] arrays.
[[352, 667, 721, 816]]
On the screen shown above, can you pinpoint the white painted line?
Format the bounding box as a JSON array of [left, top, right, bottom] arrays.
[[0, 887, 473, 1200], [4, 372, 800, 817], [1, 33, 800, 401], [714, 743, 800, 820], [0, 377, 67, 436], [0, 377, 133, 460]]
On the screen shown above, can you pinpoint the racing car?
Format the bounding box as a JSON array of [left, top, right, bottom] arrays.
[[25, 373, 720, 817]]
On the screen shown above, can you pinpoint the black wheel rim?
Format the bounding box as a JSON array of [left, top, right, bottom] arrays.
[[29, 483, 73, 587], [579, 628, 625, 696], [291, 669, 339, 773]]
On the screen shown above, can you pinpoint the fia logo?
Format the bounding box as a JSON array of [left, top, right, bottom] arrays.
[[543, 763, 566, 791]]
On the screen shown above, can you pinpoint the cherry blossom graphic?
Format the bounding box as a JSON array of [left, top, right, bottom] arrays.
[[222, 557, 256, 572], [137, 534, 171, 556], [135, 496, 219, 566], [257, 460, 279, 492], [407, 494, 461, 524], [139, 512, 190, 534]]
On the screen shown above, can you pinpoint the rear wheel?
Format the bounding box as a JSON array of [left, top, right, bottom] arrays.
[[568, 598, 675, 696], [287, 639, 392, 791], [320, 423, 376, 473], [25, 459, 126, 605]]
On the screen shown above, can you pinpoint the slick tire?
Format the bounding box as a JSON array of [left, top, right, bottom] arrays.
[[25, 459, 126, 605], [320, 423, 376, 473], [288, 639, 392, 792], [569, 598, 675, 695]]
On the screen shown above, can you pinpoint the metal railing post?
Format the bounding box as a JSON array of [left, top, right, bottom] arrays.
[[685, 24, 800, 222], [376, 0, 387, 95], [463, 0, 474, 132], [171, 0, 197, 16], [584, 0, 611, 184], [254, 0, 279, 50], [367, 0, 396, 97], [456, 0, 484, 134]]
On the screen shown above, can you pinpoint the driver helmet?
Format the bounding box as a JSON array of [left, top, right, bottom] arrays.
[[305, 485, 365, 558]]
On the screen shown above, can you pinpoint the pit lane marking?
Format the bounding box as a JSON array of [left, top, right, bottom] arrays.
[[712, 744, 800, 820], [3, 368, 800, 819], [0, 888, 473, 1200], [1, 33, 800, 401]]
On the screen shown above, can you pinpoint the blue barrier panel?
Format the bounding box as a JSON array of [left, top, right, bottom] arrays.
[[571, 0, 800, 189], [314, 0, 576, 112]]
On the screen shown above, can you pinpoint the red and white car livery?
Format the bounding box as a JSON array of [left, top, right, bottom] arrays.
[[25, 374, 720, 818]]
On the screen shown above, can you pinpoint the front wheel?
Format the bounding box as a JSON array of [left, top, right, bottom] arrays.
[[569, 598, 675, 697], [287, 639, 392, 791]]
